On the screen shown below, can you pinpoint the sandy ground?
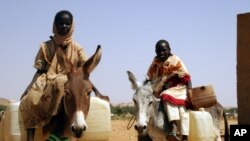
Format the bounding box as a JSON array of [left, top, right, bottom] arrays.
[[109, 119, 138, 141], [109, 118, 237, 141], [0, 115, 237, 141]]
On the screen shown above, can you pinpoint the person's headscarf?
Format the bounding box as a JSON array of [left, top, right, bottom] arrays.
[[52, 21, 75, 47]]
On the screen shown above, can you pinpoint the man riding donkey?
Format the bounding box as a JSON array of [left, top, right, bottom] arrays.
[[147, 39, 192, 141], [20, 10, 109, 141]]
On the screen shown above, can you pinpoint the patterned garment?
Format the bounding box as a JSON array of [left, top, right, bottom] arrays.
[[147, 54, 191, 135], [147, 55, 191, 106], [34, 40, 87, 76]]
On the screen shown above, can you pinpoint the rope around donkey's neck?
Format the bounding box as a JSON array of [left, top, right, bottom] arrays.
[[127, 113, 136, 130]]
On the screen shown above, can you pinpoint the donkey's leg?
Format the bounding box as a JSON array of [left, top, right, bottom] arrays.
[[43, 124, 52, 140], [27, 128, 35, 141]]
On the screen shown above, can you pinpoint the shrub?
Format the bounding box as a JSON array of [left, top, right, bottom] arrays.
[[111, 104, 135, 119]]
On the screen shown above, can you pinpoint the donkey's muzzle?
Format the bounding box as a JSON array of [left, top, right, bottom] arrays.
[[71, 125, 87, 138], [134, 124, 147, 134]]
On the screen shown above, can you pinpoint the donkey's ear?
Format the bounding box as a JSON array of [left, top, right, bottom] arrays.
[[151, 76, 167, 96], [127, 71, 140, 90], [83, 45, 102, 76], [56, 47, 73, 74]]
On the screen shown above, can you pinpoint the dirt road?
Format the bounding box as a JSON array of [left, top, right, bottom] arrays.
[[109, 119, 137, 141], [109, 118, 237, 141]]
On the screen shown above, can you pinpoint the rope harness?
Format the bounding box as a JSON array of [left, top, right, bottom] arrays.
[[127, 113, 136, 130]]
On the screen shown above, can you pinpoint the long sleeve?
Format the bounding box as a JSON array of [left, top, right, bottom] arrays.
[[78, 48, 88, 65], [33, 46, 47, 71]]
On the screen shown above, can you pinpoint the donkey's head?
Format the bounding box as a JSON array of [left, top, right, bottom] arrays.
[[127, 71, 166, 135], [57, 45, 102, 138]]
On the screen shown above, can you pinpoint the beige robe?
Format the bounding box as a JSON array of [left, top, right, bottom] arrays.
[[20, 40, 87, 129]]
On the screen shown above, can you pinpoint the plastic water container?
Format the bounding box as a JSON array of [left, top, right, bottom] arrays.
[[2, 102, 26, 141], [188, 108, 216, 141], [0, 97, 111, 141], [0, 111, 5, 141], [1, 102, 28, 141], [80, 96, 111, 141]]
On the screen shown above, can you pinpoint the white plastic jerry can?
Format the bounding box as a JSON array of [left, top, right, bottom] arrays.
[[79, 96, 111, 141], [0, 96, 111, 141], [2, 102, 27, 141], [0, 111, 5, 141], [188, 108, 216, 141]]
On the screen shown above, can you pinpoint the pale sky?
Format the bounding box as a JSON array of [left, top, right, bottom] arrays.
[[1, 1, 249, 107]]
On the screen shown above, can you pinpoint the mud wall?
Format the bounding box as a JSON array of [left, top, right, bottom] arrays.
[[237, 12, 250, 124]]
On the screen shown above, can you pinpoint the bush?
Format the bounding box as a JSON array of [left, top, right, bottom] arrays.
[[224, 107, 237, 114], [111, 104, 135, 118]]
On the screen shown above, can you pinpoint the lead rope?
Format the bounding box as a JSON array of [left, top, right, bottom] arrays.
[[127, 113, 136, 130]]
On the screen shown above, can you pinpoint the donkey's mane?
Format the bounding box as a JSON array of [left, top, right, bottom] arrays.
[[143, 79, 151, 85]]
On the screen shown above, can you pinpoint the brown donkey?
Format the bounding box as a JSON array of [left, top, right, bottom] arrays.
[[27, 45, 103, 141]]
